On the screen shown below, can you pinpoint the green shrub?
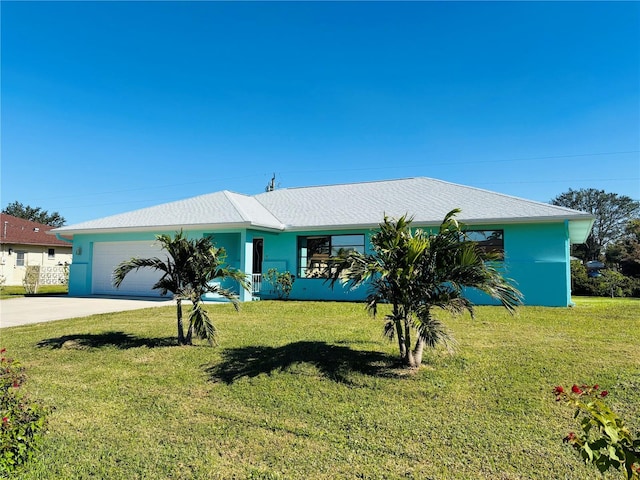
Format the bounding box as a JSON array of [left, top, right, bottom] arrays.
[[263, 268, 296, 299], [571, 261, 640, 298], [22, 266, 40, 295], [553, 384, 640, 479], [0, 349, 50, 476]]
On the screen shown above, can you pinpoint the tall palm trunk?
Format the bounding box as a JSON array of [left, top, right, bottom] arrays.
[[176, 297, 186, 345], [402, 315, 414, 367], [185, 322, 193, 345], [395, 322, 406, 362], [393, 305, 406, 362], [411, 337, 426, 368], [185, 302, 196, 346]]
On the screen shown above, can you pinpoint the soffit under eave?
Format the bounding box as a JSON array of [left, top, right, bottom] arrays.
[[568, 218, 595, 245]]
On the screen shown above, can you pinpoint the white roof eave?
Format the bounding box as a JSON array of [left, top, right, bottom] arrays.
[[282, 214, 595, 232], [52, 221, 285, 238]]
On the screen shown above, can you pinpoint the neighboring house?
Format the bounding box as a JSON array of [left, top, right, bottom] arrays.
[[51, 177, 594, 306], [1, 213, 73, 286]]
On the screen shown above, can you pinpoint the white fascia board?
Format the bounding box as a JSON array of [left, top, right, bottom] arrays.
[[44, 230, 74, 243], [445, 215, 595, 226], [52, 221, 286, 237], [282, 223, 383, 233], [250, 223, 286, 232], [281, 214, 595, 232]]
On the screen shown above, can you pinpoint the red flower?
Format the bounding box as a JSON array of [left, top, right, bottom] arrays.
[[553, 386, 564, 395], [600, 390, 609, 397], [592, 384, 599, 390], [2, 417, 8, 424], [12, 380, 19, 388], [571, 384, 583, 394], [563, 432, 576, 443], [0, 348, 6, 354]]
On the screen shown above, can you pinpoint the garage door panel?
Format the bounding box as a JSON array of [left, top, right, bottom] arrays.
[[92, 241, 165, 297]]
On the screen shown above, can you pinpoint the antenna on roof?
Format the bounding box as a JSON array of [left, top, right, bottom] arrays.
[[265, 173, 276, 192]]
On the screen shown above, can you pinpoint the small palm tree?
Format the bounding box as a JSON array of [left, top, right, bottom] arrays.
[[330, 209, 522, 368], [113, 231, 249, 345]]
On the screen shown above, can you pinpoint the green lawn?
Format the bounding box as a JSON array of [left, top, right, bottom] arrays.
[[1, 298, 638, 479], [0, 285, 68, 299]]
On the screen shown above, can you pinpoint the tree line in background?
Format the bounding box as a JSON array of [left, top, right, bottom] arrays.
[[4, 187, 639, 298], [2, 201, 66, 227], [551, 188, 640, 298]]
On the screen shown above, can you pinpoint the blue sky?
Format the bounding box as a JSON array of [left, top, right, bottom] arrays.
[[2, 1, 638, 225]]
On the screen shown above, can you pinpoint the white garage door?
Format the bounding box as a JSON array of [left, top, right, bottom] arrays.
[[92, 241, 166, 297]]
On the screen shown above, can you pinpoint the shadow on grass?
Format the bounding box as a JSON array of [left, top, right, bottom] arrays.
[[36, 331, 176, 350], [206, 341, 404, 385]]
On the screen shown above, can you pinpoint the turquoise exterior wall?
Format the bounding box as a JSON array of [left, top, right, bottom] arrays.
[[257, 229, 371, 301], [504, 221, 571, 306], [257, 222, 573, 306], [68, 220, 574, 307], [461, 222, 571, 307], [67, 229, 249, 299]]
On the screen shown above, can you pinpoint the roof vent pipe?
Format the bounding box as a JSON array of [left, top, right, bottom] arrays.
[[265, 173, 276, 192]]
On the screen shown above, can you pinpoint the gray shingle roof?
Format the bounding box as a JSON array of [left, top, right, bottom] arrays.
[[255, 177, 592, 228], [53, 191, 283, 234], [53, 177, 594, 241]]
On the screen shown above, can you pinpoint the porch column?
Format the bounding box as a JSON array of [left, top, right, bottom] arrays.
[[239, 230, 253, 302]]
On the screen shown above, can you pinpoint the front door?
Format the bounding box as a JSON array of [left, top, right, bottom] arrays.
[[252, 239, 264, 294], [253, 238, 263, 274]]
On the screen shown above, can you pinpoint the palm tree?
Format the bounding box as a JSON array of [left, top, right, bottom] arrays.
[[330, 210, 522, 368], [113, 231, 249, 345]]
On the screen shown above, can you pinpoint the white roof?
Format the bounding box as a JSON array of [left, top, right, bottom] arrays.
[[53, 177, 594, 242], [53, 190, 284, 234]]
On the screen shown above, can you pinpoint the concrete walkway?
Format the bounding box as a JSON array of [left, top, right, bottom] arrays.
[[0, 296, 175, 328]]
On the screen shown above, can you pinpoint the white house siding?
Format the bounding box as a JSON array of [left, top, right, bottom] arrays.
[[0, 243, 73, 286]]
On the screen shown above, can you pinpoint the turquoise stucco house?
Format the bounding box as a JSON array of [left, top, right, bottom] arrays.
[[51, 177, 594, 307]]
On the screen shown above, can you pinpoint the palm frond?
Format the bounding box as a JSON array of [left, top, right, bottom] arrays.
[[203, 282, 240, 311], [188, 302, 217, 346], [383, 315, 396, 340], [111, 230, 251, 346], [113, 257, 168, 289], [335, 209, 522, 364], [412, 309, 457, 353]]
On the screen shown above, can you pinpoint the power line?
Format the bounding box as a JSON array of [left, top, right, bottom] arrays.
[[13, 149, 639, 205]]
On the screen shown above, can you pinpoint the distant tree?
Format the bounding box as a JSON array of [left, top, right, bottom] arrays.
[[570, 260, 593, 296], [113, 231, 249, 346], [329, 210, 522, 368], [598, 270, 627, 298], [606, 218, 640, 278], [2, 201, 66, 227], [551, 189, 640, 261]]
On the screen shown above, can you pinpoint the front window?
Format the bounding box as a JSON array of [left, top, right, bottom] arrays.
[[298, 234, 365, 278], [48, 248, 55, 259], [16, 251, 25, 267], [464, 230, 504, 259]]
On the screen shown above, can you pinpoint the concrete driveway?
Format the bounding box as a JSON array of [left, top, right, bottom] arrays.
[[0, 295, 175, 328]]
